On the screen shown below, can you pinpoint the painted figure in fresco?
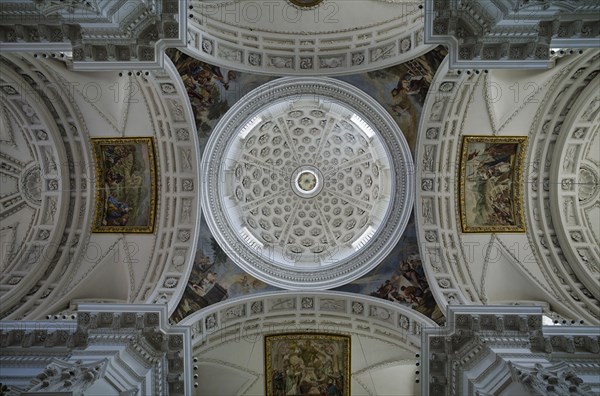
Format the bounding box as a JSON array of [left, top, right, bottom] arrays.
[[275, 340, 345, 396], [400, 285, 424, 305], [285, 366, 299, 395], [190, 271, 218, 297], [210, 66, 236, 90], [104, 169, 124, 186], [103, 145, 132, 166], [104, 192, 131, 226], [467, 143, 517, 225], [400, 254, 427, 289], [392, 73, 425, 98], [390, 73, 426, 112], [186, 76, 215, 110], [326, 380, 339, 396], [474, 146, 514, 176], [389, 72, 423, 127], [229, 275, 250, 294], [273, 370, 285, 396], [299, 367, 320, 394], [299, 341, 321, 367], [327, 372, 344, 396], [373, 279, 398, 301]]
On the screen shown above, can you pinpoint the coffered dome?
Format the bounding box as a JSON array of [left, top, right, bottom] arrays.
[[202, 77, 413, 289]]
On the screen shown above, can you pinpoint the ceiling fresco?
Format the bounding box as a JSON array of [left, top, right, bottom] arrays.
[[167, 46, 447, 325]]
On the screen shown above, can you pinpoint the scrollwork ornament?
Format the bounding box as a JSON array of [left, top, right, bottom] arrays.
[[248, 53, 262, 66], [352, 301, 364, 315], [400, 38, 411, 53], [439, 82, 455, 93], [351, 52, 365, 66], [202, 39, 213, 55], [205, 313, 217, 330], [578, 166, 598, 205], [251, 301, 263, 314], [300, 57, 313, 69], [561, 178, 573, 191], [425, 230, 437, 242], [422, 179, 434, 191], [438, 279, 451, 288], [426, 127, 439, 140], [301, 297, 314, 309]]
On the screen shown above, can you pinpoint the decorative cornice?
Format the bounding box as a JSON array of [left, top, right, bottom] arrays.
[[524, 50, 600, 321], [0, 0, 188, 70], [0, 304, 192, 395], [185, 0, 435, 76], [180, 291, 436, 352], [424, 0, 600, 69], [421, 305, 600, 396]]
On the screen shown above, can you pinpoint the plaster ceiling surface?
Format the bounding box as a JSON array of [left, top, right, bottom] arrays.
[[194, 0, 417, 34], [0, 54, 203, 320], [183, 291, 433, 396], [0, 99, 40, 266], [0, 55, 74, 319], [187, 0, 433, 75], [202, 77, 414, 289], [549, 73, 600, 298], [583, 130, 600, 243], [194, 334, 419, 396], [415, 49, 600, 324]]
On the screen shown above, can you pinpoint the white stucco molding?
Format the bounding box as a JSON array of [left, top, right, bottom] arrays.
[[185, 0, 435, 76], [0, 0, 188, 70], [1, 304, 192, 395], [424, 0, 600, 69], [421, 305, 600, 395], [180, 291, 438, 353], [415, 50, 600, 324]]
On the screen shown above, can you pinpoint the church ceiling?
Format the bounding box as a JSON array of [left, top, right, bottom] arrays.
[[201, 77, 414, 289], [167, 46, 448, 325], [186, 0, 434, 75], [415, 49, 600, 325]]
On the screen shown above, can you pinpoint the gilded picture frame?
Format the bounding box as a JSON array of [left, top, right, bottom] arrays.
[[459, 136, 527, 233], [91, 137, 157, 233], [265, 333, 351, 396]]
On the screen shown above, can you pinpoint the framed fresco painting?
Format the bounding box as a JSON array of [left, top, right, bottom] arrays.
[[459, 136, 527, 233], [265, 333, 350, 396], [91, 137, 157, 233]]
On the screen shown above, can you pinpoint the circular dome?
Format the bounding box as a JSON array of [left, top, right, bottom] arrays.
[[202, 77, 413, 289]]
